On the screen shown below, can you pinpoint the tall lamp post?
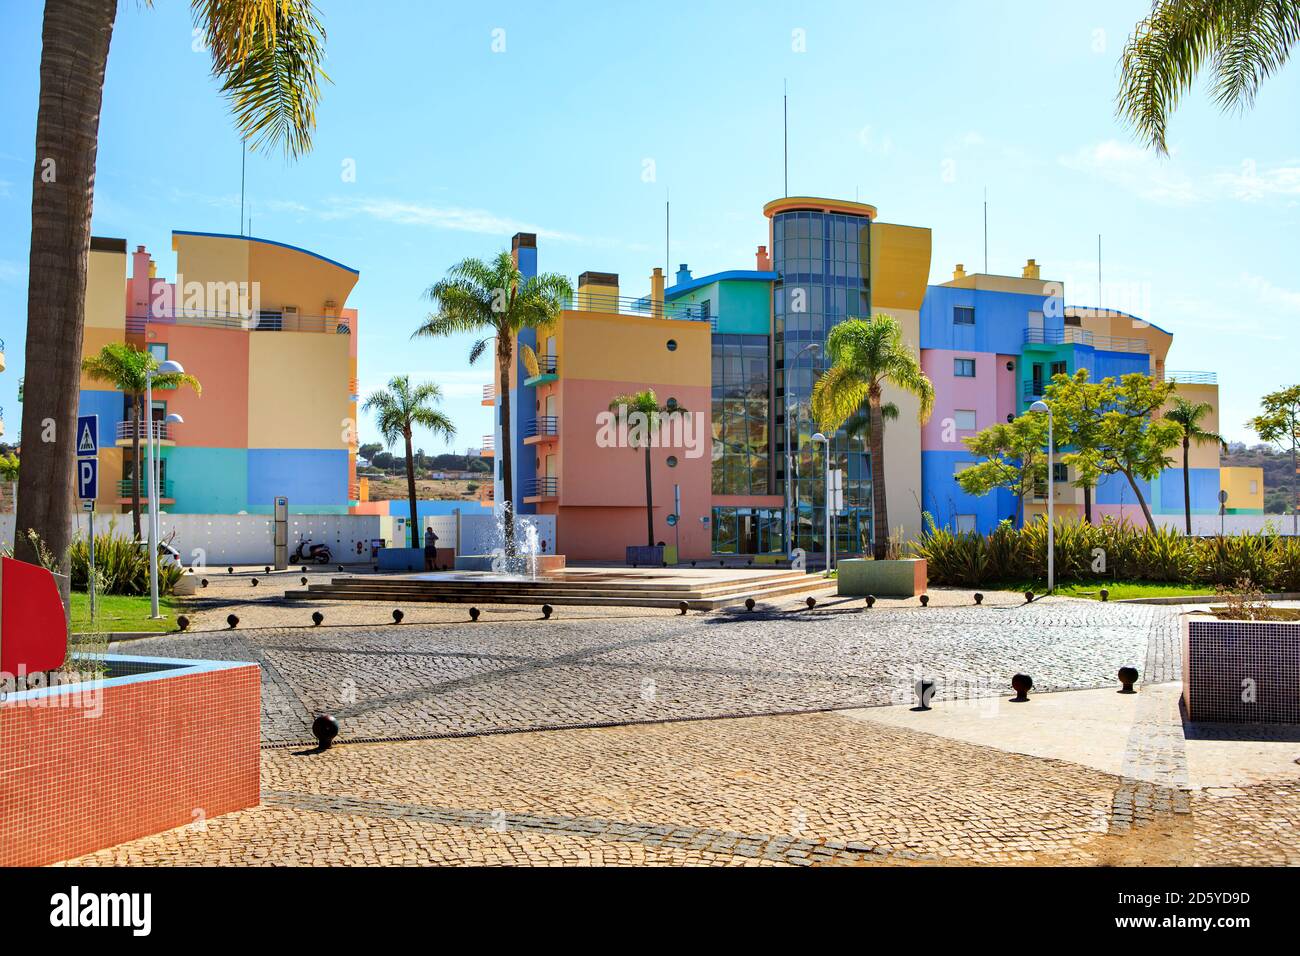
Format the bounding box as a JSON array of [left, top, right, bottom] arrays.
[[146, 360, 186, 618], [1030, 400, 1054, 593], [811, 432, 830, 574], [784, 342, 820, 556]]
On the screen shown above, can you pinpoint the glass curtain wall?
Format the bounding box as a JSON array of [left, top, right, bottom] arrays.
[[772, 209, 874, 556], [711, 334, 770, 496]]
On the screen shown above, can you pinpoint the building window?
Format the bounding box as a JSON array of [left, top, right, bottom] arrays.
[[955, 514, 977, 533], [1250, 480, 1259, 494], [666, 339, 677, 352], [954, 358, 976, 378], [667, 456, 678, 468], [147, 343, 168, 363], [954, 409, 976, 430], [953, 461, 975, 476], [953, 306, 975, 325], [1053, 463, 1068, 483]]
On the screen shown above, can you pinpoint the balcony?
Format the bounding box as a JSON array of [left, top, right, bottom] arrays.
[[479, 483, 494, 504], [1162, 370, 1217, 386], [523, 354, 558, 387], [567, 293, 714, 328], [115, 420, 176, 446], [523, 416, 559, 445], [525, 477, 558, 501], [126, 309, 354, 336], [481, 435, 495, 457], [117, 479, 174, 502], [1024, 381, 1046, 401], [482, 384, 496, 406], [1024, 327, 1151, 354]]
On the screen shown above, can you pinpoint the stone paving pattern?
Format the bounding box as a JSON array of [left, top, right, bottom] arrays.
[[69, 578, 1297, 867]]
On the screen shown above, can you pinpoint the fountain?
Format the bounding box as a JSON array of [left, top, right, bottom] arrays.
[[453, 512, 565, 576]]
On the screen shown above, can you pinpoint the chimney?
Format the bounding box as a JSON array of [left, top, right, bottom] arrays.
[[1022, 258, 1040, 280], [649, 267, 665, 316], [953, 263, 967, 281], [576, 271, 619, 312], [756, 245, 772, 271], [675, 263, 692, 286], [511, 232, 538, 278]]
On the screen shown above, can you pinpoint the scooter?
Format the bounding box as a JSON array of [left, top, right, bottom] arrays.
[[292, 539, 333, 564]]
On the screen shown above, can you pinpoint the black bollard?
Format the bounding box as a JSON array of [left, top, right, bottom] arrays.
[[541, 604, 553, 619], [312, 714, 340, 750], [311, 611, 324, 626], [1011, 673, 1033, 703], [176, 615, 190, 632], [973, 592, 983, 605], [392, 609, 404, 624], [226, 613, 239, 629], [470, 607, 480, 621], [1117, 666, 1139, 694]]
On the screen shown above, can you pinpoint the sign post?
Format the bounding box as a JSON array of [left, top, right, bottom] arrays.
[[76, 415, 99, 624]]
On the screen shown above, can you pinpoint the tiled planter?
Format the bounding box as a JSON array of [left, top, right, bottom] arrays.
[[1183, 617, 1300, 723], [837, 558, 928, 598], [0, 654, 260, 866]]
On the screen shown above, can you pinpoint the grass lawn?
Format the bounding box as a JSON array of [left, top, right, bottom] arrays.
[[997, 579, 1213, 601], [70, 592, 186, 634]]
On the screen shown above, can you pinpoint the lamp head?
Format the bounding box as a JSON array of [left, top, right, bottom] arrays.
[[1030, 400, 1050, 415], [165, 412, 184, 425], [811, 432, 828, 444], [156, 359, 185, 376]]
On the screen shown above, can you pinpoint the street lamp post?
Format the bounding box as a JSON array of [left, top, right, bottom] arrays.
[[811, 432, 830, 574], [146, 360, 186, 618], [784, 342, 820, 557], [1030, 400, 1054, 593]]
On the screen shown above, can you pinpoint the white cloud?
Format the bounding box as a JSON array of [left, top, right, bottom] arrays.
[[1239, 272, 1300, 313], [319, 196, 583, 243], [1213, 161, 1300, 202], [1058, 140, 1199, 205]]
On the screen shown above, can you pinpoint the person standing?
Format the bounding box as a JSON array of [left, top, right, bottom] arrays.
[[424, 525, 439, 571]]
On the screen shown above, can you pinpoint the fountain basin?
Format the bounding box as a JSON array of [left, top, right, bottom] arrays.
[[454, 554, 566, 573]]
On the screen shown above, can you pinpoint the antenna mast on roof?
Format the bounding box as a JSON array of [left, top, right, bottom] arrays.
[[240, 142, 246, 236], [783, 79, 789, 197], [665, 189, 670, 287], [983, 187, 988, 273], [1098, 233, 1103, 311]]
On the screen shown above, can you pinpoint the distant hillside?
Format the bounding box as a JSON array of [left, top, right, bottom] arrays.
[[1223, 443, 1296, 514]]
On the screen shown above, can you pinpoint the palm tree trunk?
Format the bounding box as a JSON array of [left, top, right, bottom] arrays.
[[1182, 435, 1192, 535], [497, 334, 515, 558], [130, 395, 142, 539], [868, 392, 889, 560], [403, 428, 419, 549], [1083, 485, 1093, 524], [1124, 469, 1157, 531], [644, 445, 654, 547], [14, 0, 118, 615]]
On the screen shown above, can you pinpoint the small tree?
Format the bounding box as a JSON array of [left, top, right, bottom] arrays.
[[1248, 384, 1300, 535], [608, 389, 682, 548], [1045, 369, 1108, 523], [363, 376, 456, 548], [956, 414, 1050, 526], [811, 315, 933, 559], [1164, 395, 1226, 534], [1062, 373, 1182, 531]]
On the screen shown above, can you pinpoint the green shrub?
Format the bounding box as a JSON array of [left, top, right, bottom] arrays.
[[915, 518, 1300, 591], [69, 522, 182, 596]]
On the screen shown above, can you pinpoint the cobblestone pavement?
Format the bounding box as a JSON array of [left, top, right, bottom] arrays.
[[117, 593, 1177, 746]]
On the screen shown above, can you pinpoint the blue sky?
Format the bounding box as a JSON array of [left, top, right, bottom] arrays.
[[1, 0, 1297, 453]]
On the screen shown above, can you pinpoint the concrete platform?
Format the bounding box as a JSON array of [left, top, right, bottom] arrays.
[[283, 565, 833, 610], [843, 682, 1300, 791]]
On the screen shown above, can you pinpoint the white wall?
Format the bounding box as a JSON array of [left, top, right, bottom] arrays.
[[421, 512, 557, 556], [1148, 513, 1300, 536]]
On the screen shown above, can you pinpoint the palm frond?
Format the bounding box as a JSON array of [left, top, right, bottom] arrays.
[[201, 0, 330, 158]]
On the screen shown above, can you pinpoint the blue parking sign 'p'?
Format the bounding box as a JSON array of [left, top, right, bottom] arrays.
[[77, 457, 98, 501]]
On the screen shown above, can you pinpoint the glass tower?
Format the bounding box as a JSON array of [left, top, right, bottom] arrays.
[[770, 202, 875, 557]]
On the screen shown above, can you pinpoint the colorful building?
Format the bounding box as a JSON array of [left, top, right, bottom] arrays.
[[78, 231, 360, 516], [482, 194, 1230, 560]]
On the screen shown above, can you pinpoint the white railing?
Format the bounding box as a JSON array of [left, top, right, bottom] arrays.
[[116, 420, 172, 442]]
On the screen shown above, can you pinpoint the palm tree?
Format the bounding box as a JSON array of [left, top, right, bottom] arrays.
[[1164, 395, 1227, 534], [1118, 1, 1300, 153], [811, 315, 934, 560], [608, 389, 681, 548], [416, 251, 572, 557], [81, 343, 201, 540], [16, 0, 328, 585], [363, 376, 456, 549]]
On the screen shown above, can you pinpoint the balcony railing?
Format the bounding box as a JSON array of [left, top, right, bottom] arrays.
[[566, 293, 713, 327], [117, 479, 173, 498], [126, 309, 353, 336], [1024, 381, 1046, 401], [482, 384, 496, 405], [481, 435, 495, 455], [524, 416, 559, 439], [116, 420, 174, 442], [526, 477, 558, 498], [529, 354, 559, 376], [1024, 327, 1151, 354], [1162, 370, 1217, 385]]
